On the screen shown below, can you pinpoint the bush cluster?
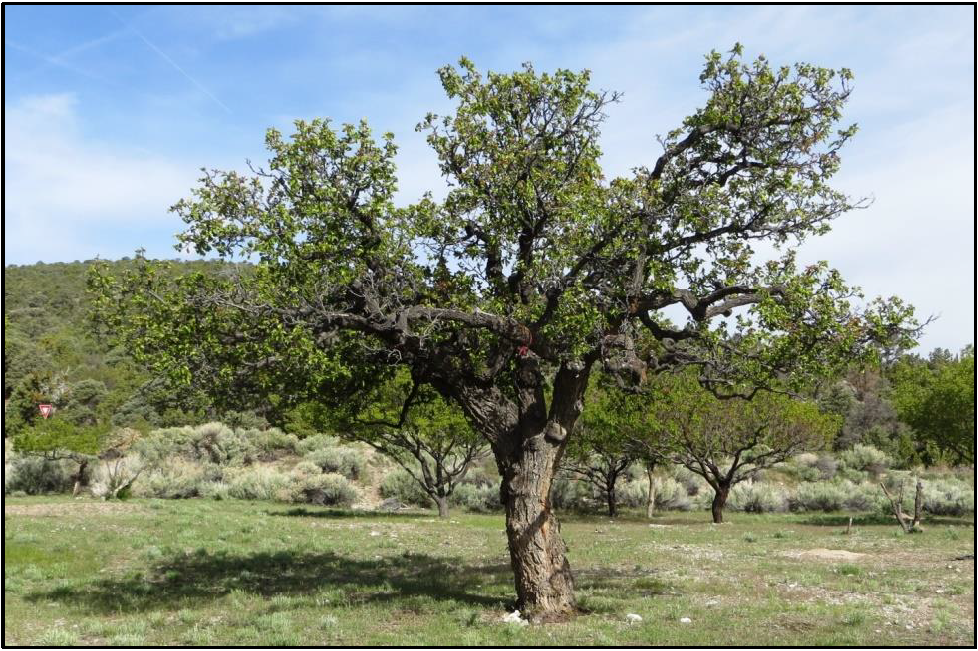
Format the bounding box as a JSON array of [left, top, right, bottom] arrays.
[[6, 427, 972, 521]]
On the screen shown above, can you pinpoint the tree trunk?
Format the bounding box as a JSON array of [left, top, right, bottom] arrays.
[[645, 465, 656, 519], [606, 484, 618, 518], [72, 459, 89, 497], [435, 495, 450, 518], [711, 484, 730, 524], [499, 435, 576, 619], [449, 358, 591, 619]]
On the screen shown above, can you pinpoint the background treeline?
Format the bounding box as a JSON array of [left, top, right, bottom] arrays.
[[4, 260, 974, 517]]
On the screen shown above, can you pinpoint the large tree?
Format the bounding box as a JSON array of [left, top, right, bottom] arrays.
[[91, 48, 917, 617]]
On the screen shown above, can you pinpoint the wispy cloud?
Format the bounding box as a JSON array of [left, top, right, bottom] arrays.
[[3, 93, 198, 263]]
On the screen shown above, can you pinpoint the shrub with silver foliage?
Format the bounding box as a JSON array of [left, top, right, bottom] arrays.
[[729, 480, 789, 513]]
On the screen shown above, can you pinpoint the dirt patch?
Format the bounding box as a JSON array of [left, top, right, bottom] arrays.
[[796, 548, 868, 562], [4, 501, 144, 518]]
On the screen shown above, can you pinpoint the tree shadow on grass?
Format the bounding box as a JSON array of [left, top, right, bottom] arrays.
[[266, 507, 437, 520], [26, 549, 511, 614], [798, 513, 975, 527]]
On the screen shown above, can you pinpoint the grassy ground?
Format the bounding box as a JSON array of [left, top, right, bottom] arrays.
[[3, 496, 974, 646]]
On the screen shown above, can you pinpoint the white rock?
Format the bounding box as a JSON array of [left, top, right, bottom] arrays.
[[501, 610, 528, 625], [370, 531, 381, 537], [680, 617, 692, 624], [626, 613, 643, 623]]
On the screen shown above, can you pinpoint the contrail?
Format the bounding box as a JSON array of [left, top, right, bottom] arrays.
[[109, 9, 233, 115], [5, 39, 113, 85], [129, 29, 233, 114]]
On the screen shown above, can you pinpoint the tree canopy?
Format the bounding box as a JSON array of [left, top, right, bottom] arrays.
[[889, 347, 975, 464]]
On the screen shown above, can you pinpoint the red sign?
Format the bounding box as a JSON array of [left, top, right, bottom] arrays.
[[38, 404, 54, 419]]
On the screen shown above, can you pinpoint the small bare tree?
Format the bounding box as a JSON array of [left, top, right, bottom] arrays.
[[880, 478, 924, 533]]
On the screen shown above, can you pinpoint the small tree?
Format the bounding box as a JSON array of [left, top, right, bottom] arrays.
[[565, 381, 657, 517], [336, 373, 487, 517], [562, 428, 632, 518], [12, 418, 103, 496], [634, 373, 839, 523]]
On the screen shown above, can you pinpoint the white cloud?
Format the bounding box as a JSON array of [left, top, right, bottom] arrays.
[[3, 93, 198, 262]]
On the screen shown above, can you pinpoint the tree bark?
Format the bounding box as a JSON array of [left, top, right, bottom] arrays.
[[448, 359, 592, 619], [606, 484, 618, 518], [711, 484, 730, 524], [71, 459, 89, 497], [434, 495, 450, 518], [499, 436, 576, 618]]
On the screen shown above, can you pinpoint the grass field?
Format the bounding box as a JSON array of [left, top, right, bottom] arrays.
[[3, 496, 974, 646]]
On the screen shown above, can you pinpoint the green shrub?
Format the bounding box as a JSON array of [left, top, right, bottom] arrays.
[[139, 423, 257, 467], [921, 478, 975, 516], [303, 446, 367, 481], [815, 453, 838, 480], [841, 481, 885, 512], [451, 482, 501, 512], [295, 434, 342, 455], [616, 478, 651, 508], [284, 472, 359, 507], [189, 422, 258, 465], [91, 456, 146, 499], [4, 456, 74, 494], [670, 465, 710, 497], [786, 464, 821, 483], [655, 476, 694, 510], [225, 466, 292, 501], [252, 428, 299, 457], [550, 472, 597, 511], [134, 459, 219, 499], [839, 445, 891, 475], [198, 480, 233, 500], [378, 468, 431, 507], [614, 475, 692, 511], [729, 480, 789, 513], [792, 481, 847, 512]]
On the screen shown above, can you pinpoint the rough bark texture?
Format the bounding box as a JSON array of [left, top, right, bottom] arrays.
[[499, 437, 575, 618], [711, 484, 730, 524], [468, 360, 591, 618]]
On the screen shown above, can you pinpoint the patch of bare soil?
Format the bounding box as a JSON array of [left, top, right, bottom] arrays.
[[4, 501, 144, 518], [795, 548, 868, 562]]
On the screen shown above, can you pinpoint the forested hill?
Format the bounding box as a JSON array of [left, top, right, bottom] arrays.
[[3, 259, 231, 435]]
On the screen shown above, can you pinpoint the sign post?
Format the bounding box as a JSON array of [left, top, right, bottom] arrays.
[[38, 404, 54, 419]]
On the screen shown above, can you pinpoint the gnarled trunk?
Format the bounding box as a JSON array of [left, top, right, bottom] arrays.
[[449, 358, 592, 619], [499, 436, 575, 618], [711, 483, 730, 524]]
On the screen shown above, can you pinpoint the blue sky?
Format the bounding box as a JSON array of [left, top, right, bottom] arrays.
[[3, 5, 974, 352]]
